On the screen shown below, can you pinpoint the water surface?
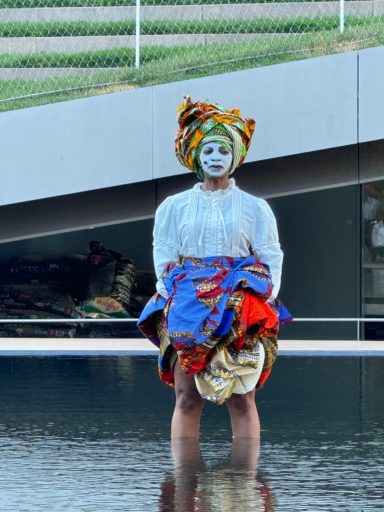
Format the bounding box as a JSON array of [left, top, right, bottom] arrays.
[[0, 356, 383, 511]]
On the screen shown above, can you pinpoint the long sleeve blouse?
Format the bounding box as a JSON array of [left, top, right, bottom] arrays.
[[153, 178, 283, 299]]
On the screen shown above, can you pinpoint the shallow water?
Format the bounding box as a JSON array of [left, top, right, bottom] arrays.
[[0, 356, 383, 511]]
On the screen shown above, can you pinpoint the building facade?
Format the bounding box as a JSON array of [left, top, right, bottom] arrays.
[[1, 48, 384, 340]]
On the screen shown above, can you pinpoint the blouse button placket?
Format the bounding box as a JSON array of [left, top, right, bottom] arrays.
[[213, 198, 221, 254], [206, 200, 212, 249]]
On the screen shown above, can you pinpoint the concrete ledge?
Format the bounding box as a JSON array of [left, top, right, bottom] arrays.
[[0, 338, 160, 356], [0, 5, 202, 22], [0, 338, 383, 356], [0, 2, 380, 22], [0, 33, 288, 54], [0, 67, 118, 80], [278, 339, 384, 355]]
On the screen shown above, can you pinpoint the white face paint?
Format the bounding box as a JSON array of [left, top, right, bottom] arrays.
[[199, 142, 233, 178]]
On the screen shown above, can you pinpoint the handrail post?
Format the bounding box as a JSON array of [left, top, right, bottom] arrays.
[[135, 0, 141, 69]]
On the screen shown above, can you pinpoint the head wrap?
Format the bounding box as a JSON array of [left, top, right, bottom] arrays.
[[175, 95, 256, 181]]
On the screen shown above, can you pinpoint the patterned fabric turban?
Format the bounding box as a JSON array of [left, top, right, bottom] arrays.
[[175, 95, 256, 181]]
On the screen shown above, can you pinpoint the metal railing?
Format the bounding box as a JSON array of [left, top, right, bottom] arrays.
[[1, 316, 384, 341]]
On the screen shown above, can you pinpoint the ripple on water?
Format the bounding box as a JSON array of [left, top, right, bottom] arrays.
[[0, 356, 383, 511]]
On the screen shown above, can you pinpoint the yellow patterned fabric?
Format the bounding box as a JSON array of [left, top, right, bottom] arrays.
[[194, 342, 265, 404], [175, 95, 256, 181]]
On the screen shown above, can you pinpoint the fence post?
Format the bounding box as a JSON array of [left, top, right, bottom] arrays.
[[340, 0, 345, 33], [135, 0, 141, 69]]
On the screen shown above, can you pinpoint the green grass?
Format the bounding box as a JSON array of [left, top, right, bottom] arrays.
[[0, 24, 383, 112], [0, 0, 339, 7], [0, 16, 381, 37], [0, 46, 190, 67], [0, 48, 136, 67]]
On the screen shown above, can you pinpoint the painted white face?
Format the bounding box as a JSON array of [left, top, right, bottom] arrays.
[[199, 142, 233, 178]]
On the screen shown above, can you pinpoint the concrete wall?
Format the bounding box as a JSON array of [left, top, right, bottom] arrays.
[[0, 86, 154, 206], [0, 47, 383, 237], [1, 140, 383, 244], [4, 47, 384, 208], [359, 46, 384, 144], [152, 51, 358, 180]]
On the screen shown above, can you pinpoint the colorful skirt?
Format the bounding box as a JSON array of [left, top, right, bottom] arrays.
[[137, 255, 291, 404]]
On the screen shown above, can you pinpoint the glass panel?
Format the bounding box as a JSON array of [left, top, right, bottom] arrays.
[[272, 184, 359, 340], [0, 219, 155, 339], [362, 180, 384, 340]]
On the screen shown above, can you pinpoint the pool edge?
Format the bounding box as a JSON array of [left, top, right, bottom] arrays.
[[0, 338, 383, 356]]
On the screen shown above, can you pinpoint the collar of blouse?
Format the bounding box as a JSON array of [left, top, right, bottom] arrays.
[[193, 177, 238, 200]]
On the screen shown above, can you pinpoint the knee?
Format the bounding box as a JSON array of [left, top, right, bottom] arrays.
[[175, 388, 203, 415], [228, 393, 255, 416]]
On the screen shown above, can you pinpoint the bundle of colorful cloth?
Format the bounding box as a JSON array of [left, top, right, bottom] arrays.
[[0, 242, 150, 338], [0, 254, 86, 338]]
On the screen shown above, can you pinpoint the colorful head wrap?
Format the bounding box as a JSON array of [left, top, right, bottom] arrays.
[[175, 95, 256, 181]]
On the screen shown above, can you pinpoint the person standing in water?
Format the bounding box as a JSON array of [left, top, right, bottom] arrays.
[[138, 95, 291, 439]]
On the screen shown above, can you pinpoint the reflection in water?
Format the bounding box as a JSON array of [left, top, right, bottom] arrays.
[[160, 438, 273, 511], [160, 439, 203, 511], [0, 356, 383, 510]]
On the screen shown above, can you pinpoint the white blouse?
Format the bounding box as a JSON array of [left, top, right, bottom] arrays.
[[153, 178, 283, 299]]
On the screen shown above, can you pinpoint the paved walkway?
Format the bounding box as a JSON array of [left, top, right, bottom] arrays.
[[0, 33, 280, 55], [0, 338, 383, 356]]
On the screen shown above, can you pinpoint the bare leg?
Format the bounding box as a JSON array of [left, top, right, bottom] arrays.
[[171, 360, 205, 438], [227, 388, 260, 439]]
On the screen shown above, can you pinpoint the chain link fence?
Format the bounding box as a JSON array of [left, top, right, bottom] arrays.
[[0, 0, 383, 111]]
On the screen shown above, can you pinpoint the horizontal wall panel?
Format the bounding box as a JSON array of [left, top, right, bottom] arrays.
[[359, 140, 384, 183], [238, 144, 359, 198], [0, 87, 153, 207], [0, 181, 155, 244], [156, 144, 360, 204], [3, 141, 378, 244], [359, 46, 384, 143], [3, 47, 384, 208], [153, 52, 358, 179]]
